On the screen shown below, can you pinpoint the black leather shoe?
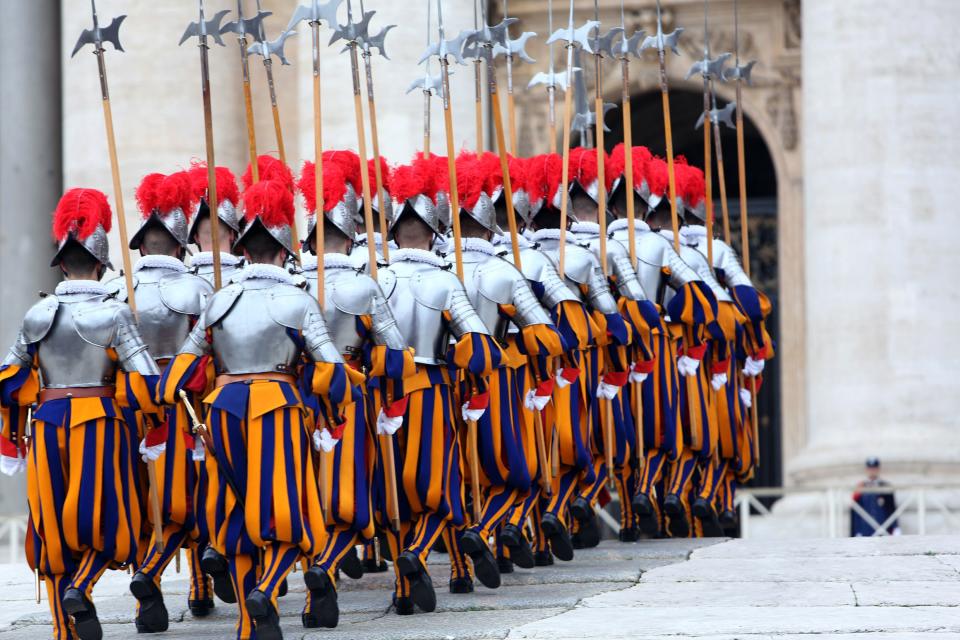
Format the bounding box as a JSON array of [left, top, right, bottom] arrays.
[[302, 566, 339, 629], [395, 551, 436, 613], [188, 598, 214, 617], [200, 547, 236, 604], [571, 531, 585, 549], [392, 594, 415, 615], [533, 550, 554, 566], [62, 588, 102, 640], [246, 590, 283, 640], [662, 494, 690, 538], [632, 493, 660, 536], [129, 572, 169, 632], [540, 513, 574, 561], [719, 509, 738, 530], [458, 530, 501, 589], [339, 546, 364, 580], [499, 524, 535, 569], [618, 526, 640, 542], [363, 558, 389, 573], [277, 577, 288, 598], [570, 498, 600, 548], [497, 557, 514, 574], [448, 576, 474, 594], [692, 497, 724, 537]]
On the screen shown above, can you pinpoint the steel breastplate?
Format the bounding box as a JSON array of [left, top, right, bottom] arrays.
[[381, 262, 454, 365], [37, 298, 117, 388], [209, 284, 302, 375]]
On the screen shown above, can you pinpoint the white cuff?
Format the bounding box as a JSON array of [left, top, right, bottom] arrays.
[[555, 369, 572, 389], [462, 403, 486, 422], [743, 356, 765, 377], [739, 387, 753, 408], [192, 437, 206, 462], [678, 355, 700, 377], [0, 455, 25, 476], [377, 409, 403, 435], [314, 428, 338, 453], [596, 381, 620, 400], [525, 389, 551, 411], [710, 372, 728, 391], [139, 438, 166, 462]]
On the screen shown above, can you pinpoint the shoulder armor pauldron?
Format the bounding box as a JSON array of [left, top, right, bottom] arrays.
[[158, 272, 214, 316], [203, 283, 243, 326], [476, 259, 524, 306], [267, 285, 314, 330], [412, 270, 459, 311], [21, 295, 60, 344], [329, 272, 379, 317], [377, 269, 398, 299], [563, 245, 599, 285], [72, 297, 122, 348]]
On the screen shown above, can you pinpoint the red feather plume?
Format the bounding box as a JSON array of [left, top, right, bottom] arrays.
[[479, 151, 503, 196], [188, 162, 240, 208], [411, 152, 444, 201], [609, 144, 655, 191], [543, 153, 565, 207], [242, 155, 294, 193], [677, 162, 706, 208], [455, 152, 488, 209], [52, 188, 112, 242], [136, 171, 195, 220], [508, 155, 528, 194], [297, 160, 348, 215], [242, 179, 295, 227], [523, 154, 548, 204], [645, 156, 670, 199], [568, 146, 599, 191], [389, 163, 427, 205], [323, 150, 362, 193], [367, 156, 391, 197]]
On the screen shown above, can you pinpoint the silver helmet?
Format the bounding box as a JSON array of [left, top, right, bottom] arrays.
[[298, 159, 358, 249], [130, 172, 193, 249], [676, 162, 707, 222], [387, 162, 443, 239], [234, 179, 299, 257], [50, 188, 113, 269], [186, 165, 243, 243]]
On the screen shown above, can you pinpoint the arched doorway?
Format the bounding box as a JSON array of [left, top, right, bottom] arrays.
[[605, 88, 783, 489]]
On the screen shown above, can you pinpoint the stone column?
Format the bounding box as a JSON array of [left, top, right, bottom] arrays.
[[0, 0, 61, 514], [792, 0, 960, 489]]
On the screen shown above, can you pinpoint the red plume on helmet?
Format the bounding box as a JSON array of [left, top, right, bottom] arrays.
[[409, 152, 444, 202], [609, 144, 654, 191], [52, 188, 112, 242], [135, 171, 196, 221], [297, 159, 348, 215], [567, 146, 603, 194], [367, 156, 391, 196], [455, 151, 487, 210], [508, 155, 527, 193], [389, 162, 428, 205], [645, 156, 671, 200], [242, 179, 295, 228], [187, 162, 240, 207], [242, 155, 295, 193], [676, 161, 706, 210], [523, 154, 549, 206], [478, 151, 503, 195], [543, 153, 565, 208], [323, 149, 362, 195]]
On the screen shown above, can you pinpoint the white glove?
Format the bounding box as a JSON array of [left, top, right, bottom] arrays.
[[376, 408, 404, 435], [596, 381, 620, 400], [0, 454, 26, 476], [555, 368, 573, 389], [710, 372, 728, 391], [524, 389, 551, 411], [743, 356, 765, 377], [192, 436, 206, 462], [677, 355, 700, 377], [739, 388, 753, 408], [462, 403, 486, 422], [139, 437, 165, 462], [629, 367, 649, 385], [313, 428, 338, 453]]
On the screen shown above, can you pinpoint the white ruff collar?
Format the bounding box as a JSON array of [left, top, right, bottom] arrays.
[[492, 233, 533, 249], [134, 254, 188, 273], [570, 221, 601, 237], [390, 248, 446, 268], [299, 253, 355, 272], [237, 263, 294, 284], [682, 225, 708, 245], [190, 251, 242, 268], [56, 280, 108, 296], [458, 237, 499, 256], [355, 232, 386, 247], [530, 228, 578, 244], [608, 218, 650, 234]]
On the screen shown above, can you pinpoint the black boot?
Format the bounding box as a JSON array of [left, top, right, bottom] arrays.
[[719, 509, 738, 530], [339, 545, 364, 580], [662, 494, 690, 538], [570, 498, 600, 548], [692, 497, 724, 537], [199, 546, 236, 604], [448, 576, 474, 594], [363, 558, 389, 573], [129, 572, 169, 633], [632, 493, 660, 536], [395, 551, 437, 613], [302, 566, 339, 628], [188, 597, 214, 617], [392, 593, 415, 615], [458, 530, 501, 589], [246, 589, 283, 640], [540, 513, 574, 561], [618, 525, 640, 542], [62, 588, 102, 640], [497, 556, 515, 574], [499, 524, 535, 569], [277, 577, 289, 598], [533, 550, 554, 566]]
